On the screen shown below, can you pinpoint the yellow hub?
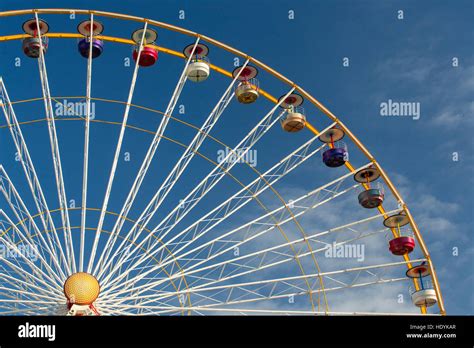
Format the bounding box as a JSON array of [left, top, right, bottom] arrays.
[[63, 272, 100, 305]]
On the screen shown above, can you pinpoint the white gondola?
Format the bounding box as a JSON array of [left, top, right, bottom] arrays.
[[186, 55, 210, 82], [183, 43, 210, 82], [406, 263, 438, 308], [281, 106, 306, 132], [279, 93, 306, 132], [410, 287, 438, 307]]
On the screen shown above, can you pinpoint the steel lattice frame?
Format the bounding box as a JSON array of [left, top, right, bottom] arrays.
[[0, 8, 445, 316]]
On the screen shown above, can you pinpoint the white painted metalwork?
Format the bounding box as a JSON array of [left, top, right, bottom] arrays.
[[95, 57, 251, 279], [0, 79, 69, 277], [86, 22, 149, 273], [79, 13, 95, 272], [100, 88, 294, 288], [93, 39, 211, 277], [34, 13, 76, 273]]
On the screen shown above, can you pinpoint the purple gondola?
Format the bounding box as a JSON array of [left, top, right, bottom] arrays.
[[319, 127, 348, 167], [78, 38, 104, 58], [77, 20, 105, 59]]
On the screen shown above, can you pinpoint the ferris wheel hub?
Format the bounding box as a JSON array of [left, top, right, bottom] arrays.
[[63, 272, 100, 306]]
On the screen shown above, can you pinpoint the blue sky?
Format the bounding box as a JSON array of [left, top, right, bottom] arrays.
[[0, 0, 472, 315]]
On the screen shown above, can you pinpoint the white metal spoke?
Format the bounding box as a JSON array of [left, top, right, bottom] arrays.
[[94, 38, 212, 276], [99, 306, 436, 316], [0, 166, 67, 280], [87, 22, 149, 273], [79, 13, 95, 272], [0, 78, 69, 276], [105, 257, 422, 308], [103, 142, 330, 292], [0, 272, 64, 301], [102, 161, 369, 296], [101, 88, 294, 288], [34, 13, 76, 273], [96, 57, 252, 278], [0, 248, 63, 297], [0, 210, 63, 287], [0, 306, 54, 315], [103, 206, 394, 301], [155, 124, 334, 264], [0, 286, 62, 302], [101, 277, 409, 311]]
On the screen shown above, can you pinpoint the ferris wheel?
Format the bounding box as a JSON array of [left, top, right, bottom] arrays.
[[0, 9, 445, 316]]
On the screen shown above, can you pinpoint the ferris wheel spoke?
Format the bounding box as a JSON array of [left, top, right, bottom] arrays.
[[106, 257, 422, 308], [101, 161, 366, 297], [0, 298, 59, 306], [103, 205, 392, 304], [0, 285, 62, 302], [95, 57, 252, 280], [95, 54, 251, 279], [122, 277, 410, 312], [0, 166, 68, 281], [94, 305, 132, 316], [104, 192, 347, 300], [95, 302, 181, 315], [0, 255, 63, 297], [169, 206, 395, 285], [0, 213, 63, 291], [0, 79, 69, 276], [101, 88, 294, 289], [94, 38, 231, 277], [95, 290, 184, 313], [175, 228, 389, 294], [87, 21, 150, 274], [153, 125, 334, 265], [34, 13, 76, 273], [0, 271, 64, 301], [106, 139, 330, 290], [0, 180, 50, 269], [0, 305, 55, 315], [0, 297, 57, 313], [79, 13, 96, 273], [150, 128, 330, 264], [117, 226, 393, 307], [103, 305, 431, 316], [98, 276, 423, 315], [0, 254, 62, 300], [0, 210, 63, 287]]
